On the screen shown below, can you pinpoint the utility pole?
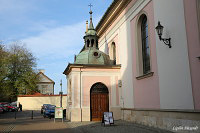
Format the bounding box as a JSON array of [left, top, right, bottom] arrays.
[[60, 79, 63, 107]]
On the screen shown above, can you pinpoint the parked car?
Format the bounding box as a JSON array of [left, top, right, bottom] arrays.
[[0, 104, 6, 112], [7, 104, 18, 112], [43, 105, 56, 119], [0, 106, 4, 113], [0, 107, 3, 113], [41, 104, 51, 114], [0, 102, 9, 112], [10, 101, 17, 106], [3, 104, 9, 112]]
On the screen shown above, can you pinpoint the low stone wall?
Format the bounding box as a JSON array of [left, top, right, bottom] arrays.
[[67, 108, 92, 121], [110, 107, 121, 120], [17, 95, 67, 110], [122, 108, 200, 133]]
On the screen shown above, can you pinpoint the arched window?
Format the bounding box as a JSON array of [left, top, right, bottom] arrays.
[[91, 39, 94, 47], [96, 40, 98, 48], [111, 42, 116, 64], [87, 39, 90, 47], [141, 15, 150, 74], [136, 14, 151, 76]]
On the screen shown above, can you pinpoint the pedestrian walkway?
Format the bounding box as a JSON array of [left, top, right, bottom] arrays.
[[0, 111, 173, 133], [65, 120, 173, 133], [0, 111, 75, 133]]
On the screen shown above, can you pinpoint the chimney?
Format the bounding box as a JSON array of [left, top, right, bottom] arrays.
[[39, 69, 45, 73], [86, 20, 88, 33]]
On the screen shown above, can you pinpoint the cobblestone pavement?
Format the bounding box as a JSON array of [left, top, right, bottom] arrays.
[[0, 111, 174, 133], [65, 120, 174, 133]]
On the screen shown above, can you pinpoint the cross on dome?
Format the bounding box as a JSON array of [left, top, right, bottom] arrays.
[[88, 3, 94, 30], [88, 3, 93, 12], [88, 3, 93, 19]]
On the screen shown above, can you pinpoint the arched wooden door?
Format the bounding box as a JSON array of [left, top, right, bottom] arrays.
[[90, 82, 109, 121]]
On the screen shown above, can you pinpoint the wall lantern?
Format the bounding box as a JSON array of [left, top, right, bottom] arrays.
[[118, 80, 122, 87], [155, 21, 171, 48]]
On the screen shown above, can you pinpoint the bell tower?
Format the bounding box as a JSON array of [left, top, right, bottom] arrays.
[[83, 4, 99, 50]]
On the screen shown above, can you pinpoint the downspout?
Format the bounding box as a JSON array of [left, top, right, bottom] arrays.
[[80, 68, 82, 122]]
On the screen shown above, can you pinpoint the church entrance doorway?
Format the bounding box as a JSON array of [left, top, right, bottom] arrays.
[[90, 82, 109, 121]]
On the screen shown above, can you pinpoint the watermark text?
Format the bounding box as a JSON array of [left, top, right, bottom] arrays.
[[172, 126, 198, 131]]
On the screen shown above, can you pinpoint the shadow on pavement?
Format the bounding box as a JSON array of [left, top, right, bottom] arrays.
[[0, 110, 41, 120], [64, 120, 174, 133], [0, 111, 174, 133], [0, 110, 55, 126], [11, 128, 76, 133]]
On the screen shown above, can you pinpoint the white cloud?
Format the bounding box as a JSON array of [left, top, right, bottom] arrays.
[[21, 16, 101, 94], [22, 16, 101, 60], [22, 21, 86, 59], [28, 20, 59, 32]]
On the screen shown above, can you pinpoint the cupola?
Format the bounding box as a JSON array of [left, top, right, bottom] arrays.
[[83, 6, 99, 49], [74, 5, 113, 65]]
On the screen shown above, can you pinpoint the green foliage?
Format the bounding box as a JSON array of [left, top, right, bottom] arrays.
[[0, 41, 39, 101]]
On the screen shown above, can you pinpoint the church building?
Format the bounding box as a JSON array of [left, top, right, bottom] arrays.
[[64, 0, 200, 131], [63, 8, 121, 121]]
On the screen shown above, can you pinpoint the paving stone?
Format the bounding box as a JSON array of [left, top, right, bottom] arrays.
[[1, 111, 174, 133], [65, 120, 173, 133]]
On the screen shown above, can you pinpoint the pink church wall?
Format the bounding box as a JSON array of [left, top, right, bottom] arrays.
[[98, 0, 137, 42], [108, 34, 120, 64], [131, 1, 160, 109], [73, 75, 79, 107], [184, 0, 200, 110], [114, 35, 119, 64], [115, 76, 119, 106], [82, 76, 111, 107]]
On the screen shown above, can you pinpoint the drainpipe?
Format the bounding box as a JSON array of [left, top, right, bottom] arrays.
[[80, 68, 82, 122]]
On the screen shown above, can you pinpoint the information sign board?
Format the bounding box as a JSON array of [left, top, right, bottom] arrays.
[[54, 107, 63, 122], [102, 112, 114, 126]]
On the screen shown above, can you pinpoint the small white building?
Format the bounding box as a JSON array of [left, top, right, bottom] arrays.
[[37, 69, 55, 95]]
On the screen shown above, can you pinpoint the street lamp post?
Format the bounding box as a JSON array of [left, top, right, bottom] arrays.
[[60, 80, 63, 107]]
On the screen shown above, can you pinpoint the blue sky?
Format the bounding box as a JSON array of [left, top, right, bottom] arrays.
[[0, 0, 113, 94]]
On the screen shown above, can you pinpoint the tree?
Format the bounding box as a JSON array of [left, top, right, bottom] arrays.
[[0, 41, 9, 100], [0, 41, 39, 101]]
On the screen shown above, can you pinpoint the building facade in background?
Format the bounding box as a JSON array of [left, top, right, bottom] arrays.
[[64, 0, 200, 132], [37, 69, 55, 95], [63, 9, 121, 121]]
